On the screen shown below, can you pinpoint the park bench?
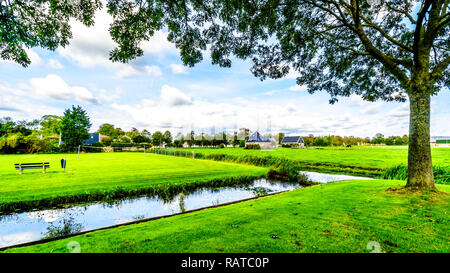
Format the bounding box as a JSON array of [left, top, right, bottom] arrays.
[[14, 162, 50, 174]]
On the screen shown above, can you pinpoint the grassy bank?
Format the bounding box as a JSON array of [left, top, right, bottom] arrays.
[[165, 147, 450, 181], [0, 153, 268, 214], [5, 180, 449, 253]]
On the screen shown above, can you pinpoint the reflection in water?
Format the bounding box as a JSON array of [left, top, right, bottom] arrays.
[[0, 179, 300, 248], [179, 193, 186, 213], [43, 215, 83, 239], [300, 171, 373, 183]]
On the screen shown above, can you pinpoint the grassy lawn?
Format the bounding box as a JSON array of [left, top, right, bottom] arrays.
[[170, 146, 450, 169], [5, 179, 449, 253], [0, 152, 268, 213]]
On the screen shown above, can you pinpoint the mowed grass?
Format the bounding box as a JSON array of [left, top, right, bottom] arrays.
[[5, 180, 449, 253], [173, 146, 450, 170], [0, 152, 268, 211]]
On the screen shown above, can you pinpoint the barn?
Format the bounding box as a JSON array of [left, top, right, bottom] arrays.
[[245, 132, 277, 149], [281, 136, 305, 147]]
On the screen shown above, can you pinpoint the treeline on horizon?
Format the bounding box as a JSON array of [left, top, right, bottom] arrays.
[[1, 112, 409, 154]]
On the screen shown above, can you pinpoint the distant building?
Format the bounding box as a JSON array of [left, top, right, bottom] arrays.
[[245, 131, 277, 149], [430, 136, 450, 147], [84, 133, 108, 145], [281, 136, 305, 147]]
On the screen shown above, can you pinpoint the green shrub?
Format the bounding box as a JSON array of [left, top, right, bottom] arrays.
[[111, 142, 135, 147], [101, 136, 112, 146], [244, 144, 261, 150], [381, 164, 450, 184], [91, 142, 105, 147], [0, 133, 52, 154]]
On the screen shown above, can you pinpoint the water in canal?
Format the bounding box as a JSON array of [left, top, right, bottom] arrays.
[[300, 171, 373, 183], [0, 179, 300, 248]]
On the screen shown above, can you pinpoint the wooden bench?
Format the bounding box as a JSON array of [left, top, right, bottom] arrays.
[[14, 162, 50, 174]]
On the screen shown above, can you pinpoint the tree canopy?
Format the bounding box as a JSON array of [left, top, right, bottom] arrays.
[[0, 0, 102, 66], [106, 0, 449, 102]]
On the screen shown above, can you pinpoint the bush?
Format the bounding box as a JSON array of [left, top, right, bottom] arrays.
[[381, 164, 450, 185], [239, 140, 245, 147], [101, 136, 112, 146], [244, 144, 261, 150], [111, 142, 135, 147], [91, 142, 105, 147], [281, 144, 300, 148], [219, 143, 225, 148], [0, 133, 52, 154]]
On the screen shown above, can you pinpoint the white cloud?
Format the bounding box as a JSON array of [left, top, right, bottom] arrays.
[[25, 48, 43, 66], [169, 64, 188, 74], [48, 59, 63, 69], [97, 87, 123, 102], [285, 69, 301, 79], [29, 74, 100, 105], [160, 85, 192, 107], [58, 3, 175, 78], [115, 65, 162, 78], [387, 103, 409, 118], [289, 85, 307, 92]]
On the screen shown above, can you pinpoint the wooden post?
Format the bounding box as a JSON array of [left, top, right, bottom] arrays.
[[19, 163, 22, 175], [42, 162, 46, 174]]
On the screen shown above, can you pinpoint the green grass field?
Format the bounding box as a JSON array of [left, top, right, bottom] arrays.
[[0, 152, 268, 213], [170, 146, 450, 169], [5, 180, 449, 253]]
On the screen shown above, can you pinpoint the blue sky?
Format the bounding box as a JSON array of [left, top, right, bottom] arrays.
[[0, 6, 449, 138]]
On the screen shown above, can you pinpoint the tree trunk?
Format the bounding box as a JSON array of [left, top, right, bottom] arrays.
[[406, 90, 435, 189]]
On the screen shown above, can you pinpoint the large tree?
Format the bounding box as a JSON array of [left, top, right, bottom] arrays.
[[40, 115, 62, 136], [97, 123, 118, 139], [107, 0, 449, 189], [0, 0, 102, 66], [60, 105, 91, 151]]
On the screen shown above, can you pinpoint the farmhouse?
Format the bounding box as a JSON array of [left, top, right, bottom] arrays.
[[281, 136, 305, 147], [84, 133, 108, 145], [245, 132, 277, 149], [430, 136, 450, 147]]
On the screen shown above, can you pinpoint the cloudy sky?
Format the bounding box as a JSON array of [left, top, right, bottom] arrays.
[[0, 6, 449, 138]]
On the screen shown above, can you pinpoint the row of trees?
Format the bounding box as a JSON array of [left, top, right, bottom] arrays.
[[1, 106, 412, 154], [94, 124, 410, 148], [302, 134, 409, 147]]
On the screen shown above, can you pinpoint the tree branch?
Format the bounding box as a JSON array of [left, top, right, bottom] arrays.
[[349, 0, 410, 87], [386, 1, 416, 24], [431, 55, 450, 80], [413, 0, 433, 67]]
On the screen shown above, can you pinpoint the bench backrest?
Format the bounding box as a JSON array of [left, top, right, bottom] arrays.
[[15, 162, 50, 167]]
